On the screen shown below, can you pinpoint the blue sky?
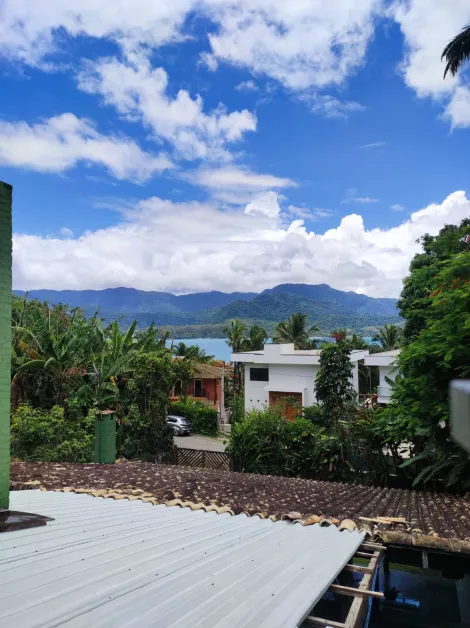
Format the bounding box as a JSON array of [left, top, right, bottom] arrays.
[[1, 1, 470, 297]]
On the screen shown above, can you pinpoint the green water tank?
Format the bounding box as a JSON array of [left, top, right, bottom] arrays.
[[95, 410, 116, 464]]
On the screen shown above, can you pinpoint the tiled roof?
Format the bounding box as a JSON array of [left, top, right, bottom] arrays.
[[192, 363, 223, 379], [10, 462, 470, 554]]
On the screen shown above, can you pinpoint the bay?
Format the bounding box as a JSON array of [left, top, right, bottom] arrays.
[[171, 336, 379, 362]]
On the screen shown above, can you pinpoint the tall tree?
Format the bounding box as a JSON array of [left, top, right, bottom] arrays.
[[315, 343, 355, 423], [223, 319, 248, 393], [273, 313, 318, 349], [245, 325, 268, 351], [381, 218, 470, 487], [372, 324, 402, 351], [442, 24, 470, 78]]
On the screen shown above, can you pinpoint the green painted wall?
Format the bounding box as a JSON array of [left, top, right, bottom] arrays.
[[95, 413, 116, 464], [0, 182, 12, 510]]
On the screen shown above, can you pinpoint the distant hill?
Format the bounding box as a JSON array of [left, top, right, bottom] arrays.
[[261, 283, 397, 317], [14, 284, 399, 336], [14, 287, 257, 314]]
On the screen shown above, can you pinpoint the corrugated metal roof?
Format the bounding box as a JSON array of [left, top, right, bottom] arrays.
[[0, 490, 364, 628]]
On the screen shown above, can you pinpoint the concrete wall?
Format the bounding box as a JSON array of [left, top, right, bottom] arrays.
[[0, 182, 12, 510], [244, 363, 320, 412]]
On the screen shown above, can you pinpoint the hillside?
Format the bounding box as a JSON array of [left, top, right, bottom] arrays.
[[14, 284, 399, 335]]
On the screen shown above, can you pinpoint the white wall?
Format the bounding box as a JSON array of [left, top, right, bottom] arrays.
[[244, 363, 320, 412], [244, 364, 269, 411]]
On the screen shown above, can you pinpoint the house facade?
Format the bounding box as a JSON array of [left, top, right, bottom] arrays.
[[170, 363, 224, 413], [363, 349, 400, 404], [231, 343, 369, 417]]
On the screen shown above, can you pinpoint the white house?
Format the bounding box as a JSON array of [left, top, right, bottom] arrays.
[[231, 343, 369, 415], [363, 350, 400, 404]]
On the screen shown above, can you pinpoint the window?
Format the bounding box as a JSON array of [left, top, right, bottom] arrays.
[[194, 379, 203, 397], [250, 367, 269, 382], [168, 417, 176, 424], [174, 380, 183, 396]]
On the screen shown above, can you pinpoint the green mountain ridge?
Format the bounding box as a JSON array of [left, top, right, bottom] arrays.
[[97, 291, 400, 335]]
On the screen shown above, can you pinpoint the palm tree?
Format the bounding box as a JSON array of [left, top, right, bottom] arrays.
[[223, 319, 248, 393], [172, 341, 212, 362], [442, 24, 470, 78], [273, 313, 318, 349], [372, 324, 402, 351], [245, 325, 268, 351]]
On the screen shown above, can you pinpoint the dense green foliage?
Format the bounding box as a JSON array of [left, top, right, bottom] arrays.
[[169, 397, 218, 437], [372, 324, 402, 350], [381, 219, 470, 487], [228, 405, 390, 483], [10, 298, 205, 462], [273, 313, 318, 349], [11, 404, 94, 462], [315, 343, 355, 420]]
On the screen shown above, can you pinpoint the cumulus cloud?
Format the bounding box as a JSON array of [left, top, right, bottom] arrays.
[[393, 0, 470, 127], [77, 55, 257, 161], [0, 114, 172, 181], [1, 0, 381, 117], [13, 190, 470, 297], [184, 166, 296, 204], [391, 204, 405, 212]]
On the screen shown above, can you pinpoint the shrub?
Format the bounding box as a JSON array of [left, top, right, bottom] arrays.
[[227, 406, 388, 483], [170, 397, 218, 436], [11, 403, 94, 462]]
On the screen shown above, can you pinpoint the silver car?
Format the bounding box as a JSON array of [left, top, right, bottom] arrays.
[[167, 415, 192, 436]]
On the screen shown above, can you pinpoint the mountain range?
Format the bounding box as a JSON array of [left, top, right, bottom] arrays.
[[14, 284, 400, 335]]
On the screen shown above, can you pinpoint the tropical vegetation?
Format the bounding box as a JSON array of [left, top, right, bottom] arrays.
[[372, 324, 402, 351], [273, 313, 318, 349], [442, 24, 470, 78], [379, 218, 470, 488], [10, 297, 203, 462]]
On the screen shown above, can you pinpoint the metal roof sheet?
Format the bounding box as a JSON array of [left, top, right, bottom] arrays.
[[0, 490, 364, 628]]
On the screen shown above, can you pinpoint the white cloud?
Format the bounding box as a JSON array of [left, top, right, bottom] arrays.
[[443, 85, 470, 129], [393, 0, 470, 127], [0, 1, 193, 66], [235, 80, 258, 92], [300, 94, 365, 119], [77, 55, 256, 161], [0, 113, 172, 181], [284, 206, 332, 221], [342, 188, 379, 204], [361, 141, 385, 149], [391, 204, 405, 212], [13, 190, 470, 298], [206, 0, 380, 91], [184, 165, 296, 204], [60, 227, 74, 238], [1, 1, 381, 114], [245, 191, 281, 218]]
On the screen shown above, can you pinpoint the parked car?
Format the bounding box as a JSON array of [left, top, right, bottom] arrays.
[[167, 415, 192, 436]]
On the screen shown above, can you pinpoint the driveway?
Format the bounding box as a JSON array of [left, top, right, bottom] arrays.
[[174, 434, 227, 452]]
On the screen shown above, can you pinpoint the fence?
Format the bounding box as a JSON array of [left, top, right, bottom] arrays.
[[173, 447, 232, 472]]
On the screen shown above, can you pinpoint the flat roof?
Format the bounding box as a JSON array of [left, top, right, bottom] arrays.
[[0, 491, 364, 628]]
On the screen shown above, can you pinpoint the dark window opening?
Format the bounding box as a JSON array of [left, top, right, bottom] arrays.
[[174, 380, 183, 396], [250, 367, 269, 382], [194, 379, 203, 397]]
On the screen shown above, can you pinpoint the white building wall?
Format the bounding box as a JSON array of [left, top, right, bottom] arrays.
[[244, 363, 321, 412], [244, 364, 269, 411], [378, 365, 397, 403]]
